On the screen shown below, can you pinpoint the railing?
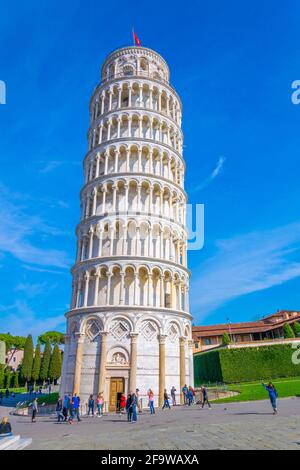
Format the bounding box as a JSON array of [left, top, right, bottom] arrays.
[[101, 71, 170, 86]]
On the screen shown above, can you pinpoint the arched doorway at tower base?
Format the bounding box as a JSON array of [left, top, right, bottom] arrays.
[[109, 377, 125, 412]]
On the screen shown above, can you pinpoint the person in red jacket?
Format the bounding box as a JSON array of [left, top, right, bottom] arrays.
[[120, 393, 126, 413]]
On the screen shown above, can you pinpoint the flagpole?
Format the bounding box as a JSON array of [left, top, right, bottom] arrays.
[[132, 27, 134, 46]]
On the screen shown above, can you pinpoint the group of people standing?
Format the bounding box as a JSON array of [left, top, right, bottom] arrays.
[[54, 384, 213, 424], [56, 393, 105, 423]]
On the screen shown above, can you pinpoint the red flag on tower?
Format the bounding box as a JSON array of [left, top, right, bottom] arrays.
[[133, 30, 141, 47]]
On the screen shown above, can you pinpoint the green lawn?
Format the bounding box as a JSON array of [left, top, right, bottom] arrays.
[[0, 387, 26, 394], [214, 377, 300, 403]]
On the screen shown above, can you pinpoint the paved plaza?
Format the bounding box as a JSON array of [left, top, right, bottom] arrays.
[[1, 398, 300, 450]]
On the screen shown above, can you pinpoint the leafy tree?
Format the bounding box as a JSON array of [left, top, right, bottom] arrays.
[[0, 364, 5, 389], [40, 339, 51, 384], [32, 343, 41, 387], [0, 333, 26, 351], [21, 335, 34, 387], [222, 332, 231, 345], [292, 322, 300, 338], [283, 323, 295, 339], [13, 371, 19, 389], [38, 331, 65, 346], [12, 336, 27, 349], [0, 333, 14, 351], [49, 344, 62, 384]]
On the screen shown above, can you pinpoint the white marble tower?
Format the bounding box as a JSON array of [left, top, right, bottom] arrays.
[[60, 45, 193, 410]]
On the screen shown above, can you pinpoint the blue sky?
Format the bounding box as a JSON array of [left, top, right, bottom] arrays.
[[0, 0, 300, 337]]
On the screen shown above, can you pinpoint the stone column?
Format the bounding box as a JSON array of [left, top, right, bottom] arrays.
[[126, 150, 130, 172], [94, 271, 100, 306], [72, 333, 85, 396], [101, 187, 107, 215], [98, 332, 108, 395], [159, 334, 167, 407], [106, 273, 112, 305], [119, 272, 125, 305], [76, 280, 82, 308], [124, 184, 129, 212], [83, 273, 90, 307], [122, 224, 127, 254], [59, 334, 70, 396], [188, 340, 194, 387], [160, 275, 164, 308], [114, 151, 119, 173], [104, 152, 109, 174], [134, 273, 139, 305], [128, 87, 132, 107], [98, 229, 103, 257], [179, 337, 186, 405], [88, 228, 94, 258], [118, 87, 122, 108], [129, 333, 138, 392], [95, 154, 100, 178]]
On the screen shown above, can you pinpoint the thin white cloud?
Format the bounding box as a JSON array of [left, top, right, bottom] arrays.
[[38, 160, 64, 174], [0, 183, 72, 269], [190, 221, 300, 321], [191, 156, 226, 193], [0, 300, 65, 337], [15, 282, 56, 299], [21, 264, 68, 275], [38, 160, 81, 175]]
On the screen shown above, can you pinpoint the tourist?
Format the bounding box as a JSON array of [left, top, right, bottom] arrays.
[[96, 393, 104, 417], [201, 385, 211, 409], [88, 394, 95, 416], [73, 394, 81, 422], [130, 391, 138, 422], [126, 394, 132, 422], [63, 394, 70, 421], [0, 417, 12, 436], [162, 389, 171, 410], [191, 386, 196, 404], [120, 393, 126, 414], [182, 384, 188, 405], [56, 397, 64, 422], [147, 389, 155, 414], [187, 386, 194, 406], [262, 382, 278, 414], [31, 397, 38, 423], [68, 399, 75, 424], [171, 386, 177, 406], [136, 388, 141, 413]]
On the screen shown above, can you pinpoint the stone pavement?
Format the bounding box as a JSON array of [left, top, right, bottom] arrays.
[[1, 398, 300, 450]]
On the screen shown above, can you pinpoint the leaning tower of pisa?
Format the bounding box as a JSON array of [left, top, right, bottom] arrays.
[[60, 45, 193, 410]]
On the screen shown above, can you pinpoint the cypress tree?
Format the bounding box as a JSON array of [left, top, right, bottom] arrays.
[[5, 370, 12, 389], [40, 338, 51, 385], [0, 365, 4, 389], [283, 323, 295, 339], [292, 321, 300, 338], [13, 371, 19, 389], [49, 344, 62, 384], [21, 334, 34, 388], [222, 332, 231, 345], [32, 343, 41, 387]]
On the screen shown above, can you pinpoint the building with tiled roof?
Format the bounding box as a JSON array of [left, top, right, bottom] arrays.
[[192, 310, 300, 353]]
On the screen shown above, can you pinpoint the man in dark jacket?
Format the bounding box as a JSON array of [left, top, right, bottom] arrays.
[[201, 385, 211, 409]]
